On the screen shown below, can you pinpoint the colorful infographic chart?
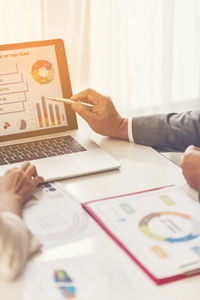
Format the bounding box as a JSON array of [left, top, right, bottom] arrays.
[[86, 186, 200, 278], [139, 211, 200, 243]]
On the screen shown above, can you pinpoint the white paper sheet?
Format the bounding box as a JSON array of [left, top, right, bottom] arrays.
[[23, 183, 99, 248], [24, 252, 153, 300]]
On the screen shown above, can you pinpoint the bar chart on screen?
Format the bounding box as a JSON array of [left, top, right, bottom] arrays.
[[36, 97, 63, 128]]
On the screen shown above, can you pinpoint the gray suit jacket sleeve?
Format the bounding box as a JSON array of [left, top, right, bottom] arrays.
[[132, 111, 200, 152]]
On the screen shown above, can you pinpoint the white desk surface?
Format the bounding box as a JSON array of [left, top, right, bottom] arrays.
[[1, 128, 200, 300]]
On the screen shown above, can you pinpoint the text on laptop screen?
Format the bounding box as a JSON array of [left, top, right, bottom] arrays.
[[0, 44, 68, 136]]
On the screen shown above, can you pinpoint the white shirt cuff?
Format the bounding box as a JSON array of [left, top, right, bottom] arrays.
[[128, 118, 134, 142]]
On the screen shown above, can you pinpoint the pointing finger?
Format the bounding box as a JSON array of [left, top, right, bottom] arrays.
[[71, 103, 95, 122], [71, 89, 102, 106]]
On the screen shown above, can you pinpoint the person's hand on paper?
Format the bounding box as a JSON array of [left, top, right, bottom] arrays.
[[71, 89, 128, 140], [0, 162, 44, 216], [181, 145, 200, 190]]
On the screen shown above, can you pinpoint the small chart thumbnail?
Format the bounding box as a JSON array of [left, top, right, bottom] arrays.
[[16, 119, 27, 130], [31, 60, 54, 84], [54, 270, 76, 299]]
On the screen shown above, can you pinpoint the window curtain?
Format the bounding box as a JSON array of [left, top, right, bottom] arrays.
[[1, 0, 200, 116], [0, 0, 43, 43], [43, 0, 200, 115], [42, 0, 90, 97]]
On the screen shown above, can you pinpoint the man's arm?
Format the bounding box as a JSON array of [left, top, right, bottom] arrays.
[[71, 89, 200, 152], [71, 89, 129, 140], [132, 111, 200, 152]]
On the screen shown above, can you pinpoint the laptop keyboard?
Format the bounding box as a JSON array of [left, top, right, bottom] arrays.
[[0, 135, 86, 166]]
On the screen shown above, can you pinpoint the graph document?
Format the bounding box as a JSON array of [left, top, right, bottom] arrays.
[[0, 45, 67, 136], [84, 186, 200, 280]]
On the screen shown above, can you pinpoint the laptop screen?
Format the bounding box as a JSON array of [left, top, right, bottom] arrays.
[[0, 39, 77, 141]]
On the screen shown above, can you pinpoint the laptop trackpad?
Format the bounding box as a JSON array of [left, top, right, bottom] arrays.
[[32, 156, 82, 180]]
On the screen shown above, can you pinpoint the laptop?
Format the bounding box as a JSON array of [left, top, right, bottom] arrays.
[[0, 39, 120, 181]]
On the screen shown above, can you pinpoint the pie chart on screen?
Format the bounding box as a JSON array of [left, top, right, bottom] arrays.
[[17, 119, 27, 130], [31, 60, 54, 84]]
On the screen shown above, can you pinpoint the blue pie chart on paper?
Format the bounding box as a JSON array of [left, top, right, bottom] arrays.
[[139, 211, 200, 243]]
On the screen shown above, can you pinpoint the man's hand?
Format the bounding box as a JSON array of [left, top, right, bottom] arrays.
[[71, 89, 128, 140], [0, 162, 44, 216], [181, 145, 200, 190]]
